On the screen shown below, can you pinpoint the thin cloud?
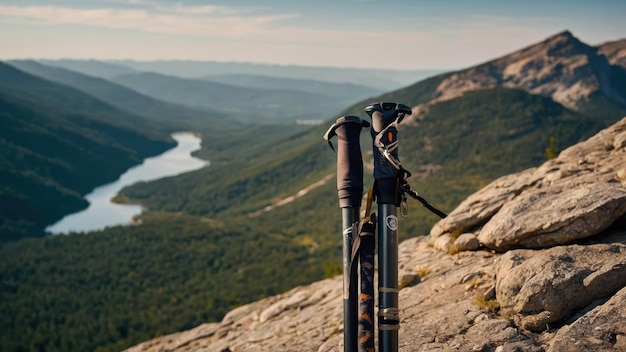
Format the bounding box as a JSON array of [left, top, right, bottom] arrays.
[[0, 3, 428, 47], [0, 4, 299, 38], [0, 2, 585, 68]]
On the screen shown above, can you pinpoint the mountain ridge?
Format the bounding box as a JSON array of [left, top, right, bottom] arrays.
[[107, 59, 442, 90], [38, 58, 443, 91], [383, 30, 626, 123]]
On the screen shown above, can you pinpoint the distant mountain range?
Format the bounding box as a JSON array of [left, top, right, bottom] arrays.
[[121, 31, 626, 235], [41, 59, 441, 91], [109, 71, 378, 122], [202, 73, 382, 105], [33, 59, 387, 123]]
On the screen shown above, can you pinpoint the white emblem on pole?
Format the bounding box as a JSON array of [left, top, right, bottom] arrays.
[[385, 215, 398, 231]]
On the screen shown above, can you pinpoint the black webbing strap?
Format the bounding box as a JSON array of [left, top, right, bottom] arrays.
[[401, 181, 448, 219], [349, 188, 375, 268], [347, 188, 375, 300]]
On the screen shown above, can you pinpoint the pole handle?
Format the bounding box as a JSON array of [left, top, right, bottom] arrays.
[[324, 116, 370, 208]]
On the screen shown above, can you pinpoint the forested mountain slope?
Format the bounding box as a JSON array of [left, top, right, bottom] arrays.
[[0, 62, 174, 241]]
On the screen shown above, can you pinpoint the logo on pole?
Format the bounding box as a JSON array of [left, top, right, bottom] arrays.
[[385, 215, 398, 231]]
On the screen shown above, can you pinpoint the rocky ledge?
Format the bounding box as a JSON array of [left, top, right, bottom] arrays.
[[127, 116, 626, 352]]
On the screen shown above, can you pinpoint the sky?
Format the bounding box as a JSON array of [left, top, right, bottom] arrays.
[[1, 0, 625, 70]]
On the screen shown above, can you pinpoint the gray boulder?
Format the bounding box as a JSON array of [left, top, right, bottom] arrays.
[[496, 243, 626, 331], [479, 182, 626, 250]]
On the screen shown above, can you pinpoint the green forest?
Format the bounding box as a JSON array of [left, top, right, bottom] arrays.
[[0, 211, 343, 351], [1, 58, 625, 352]]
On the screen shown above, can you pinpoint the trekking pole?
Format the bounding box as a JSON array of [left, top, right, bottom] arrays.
[[365, 102, 412, 352], [354, 191, 376, 352], [324, 115, 370, 352]]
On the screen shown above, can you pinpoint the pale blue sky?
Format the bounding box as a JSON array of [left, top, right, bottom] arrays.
[[1, 0, 624, 69]]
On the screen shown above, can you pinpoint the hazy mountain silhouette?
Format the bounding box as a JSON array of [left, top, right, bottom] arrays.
[[9, 60, 229, 131], [110, 71, 363, 121]]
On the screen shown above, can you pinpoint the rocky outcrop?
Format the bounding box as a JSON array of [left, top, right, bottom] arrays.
[[479, 182, 626, 250], [126, 117, 626, 351], [431, 115, 626, 251]]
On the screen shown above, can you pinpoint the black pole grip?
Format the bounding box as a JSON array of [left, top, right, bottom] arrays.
[[324, 116, 370, 208], [365, 102, 411, 205], [369, 110, 399, 181]]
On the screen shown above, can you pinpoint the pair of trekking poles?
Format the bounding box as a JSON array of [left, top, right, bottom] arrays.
[[324, 102, 447, 352]]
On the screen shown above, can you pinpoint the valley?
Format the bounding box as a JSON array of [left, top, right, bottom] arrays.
[[1, 30, 626, 352]]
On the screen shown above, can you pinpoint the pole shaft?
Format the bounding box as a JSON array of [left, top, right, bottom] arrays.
[[358, 224, 375, 352], [378, 203, 399, 351], [342, 207, 359, 352]]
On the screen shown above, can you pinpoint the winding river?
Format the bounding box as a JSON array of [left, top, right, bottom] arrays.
[[46, 132, 208, 234]]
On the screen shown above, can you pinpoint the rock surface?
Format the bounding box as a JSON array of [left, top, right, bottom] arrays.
[[432, 115, 626, 251], [598, 38, 626, 69], [126, 117, 626, 352], [548, 286, 626, 352]]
